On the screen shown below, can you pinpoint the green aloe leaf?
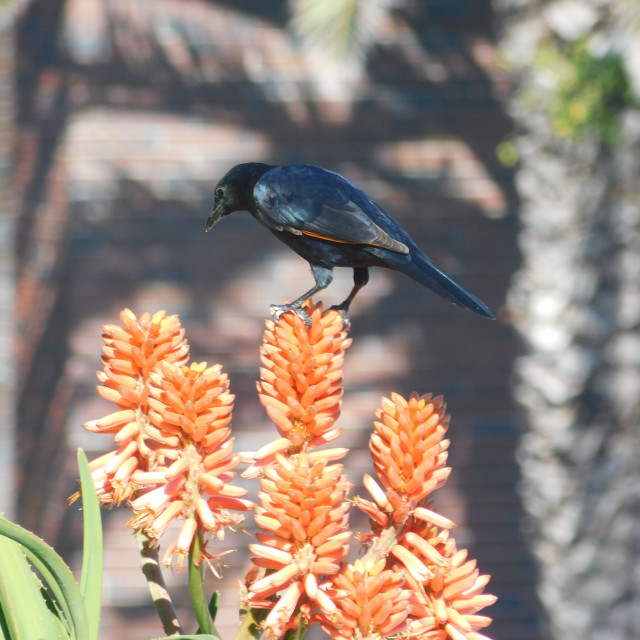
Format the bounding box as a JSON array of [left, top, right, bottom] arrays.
[[0, 518, 90, 639], [77, 448, 103, 640], [22, 547, 72, 636], [0, 535, 67, 639]]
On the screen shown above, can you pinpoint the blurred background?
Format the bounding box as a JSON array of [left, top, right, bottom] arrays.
[[0, 1, 639, 639]]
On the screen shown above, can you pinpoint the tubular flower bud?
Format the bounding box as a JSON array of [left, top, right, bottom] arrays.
[[247, 452, 352, 638], [256, 301, 351, 454], [81, 309, 190, 504], [80, 309, 249, 571], [315, 558, 412, 640]]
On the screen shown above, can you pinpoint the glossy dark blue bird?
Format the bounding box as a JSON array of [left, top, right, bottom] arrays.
[[206, 163, 494, 325]]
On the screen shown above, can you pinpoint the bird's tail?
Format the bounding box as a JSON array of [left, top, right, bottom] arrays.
[[403, 252, 495, 319]]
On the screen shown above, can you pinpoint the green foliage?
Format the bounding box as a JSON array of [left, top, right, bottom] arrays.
[[0, 451, 101, 640], [77, 449, 103, 640], [534, 38, 637, 145], [496, 140, 519, 167]]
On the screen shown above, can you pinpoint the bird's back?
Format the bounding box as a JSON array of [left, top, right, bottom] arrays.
[[252, 164, 494, 319], [254, 165, 417, 247]]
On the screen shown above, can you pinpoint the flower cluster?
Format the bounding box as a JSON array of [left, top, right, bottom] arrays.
[[314, 558, 411, 640], [249, 453, 351, 636], [84, 309, 189, 504], [404, 521, 495, 640], [81, 303, 496, 640], [354, 393, 496, 640], [253, 301, 351, 463], [244, 302, 495, 640], [244, 302, 353, 638], [83, 309, 249, 568]]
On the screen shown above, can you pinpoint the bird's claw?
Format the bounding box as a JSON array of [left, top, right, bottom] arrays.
[[270, 303, 312, 327], [328, 304, 352, 328]]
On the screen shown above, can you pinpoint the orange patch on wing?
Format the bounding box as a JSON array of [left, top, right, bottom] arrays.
[[300, 230, 362, 245]]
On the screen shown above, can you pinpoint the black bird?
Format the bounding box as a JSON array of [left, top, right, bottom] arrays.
[[206, 163, 494, 324]]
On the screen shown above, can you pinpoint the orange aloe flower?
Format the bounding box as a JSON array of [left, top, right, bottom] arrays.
[[255, 301, 351, 462], [247, 452, 352, 639], [82, 306, 497, 636], [356, 393, 453, 574], [315, 558, 411, 640], [402, 521, 496, 640], [371, 392, 451, 506], [82, 308, 250, 570], [131, 360, 251, 568], [83, 309, 189, 503], [354, 392, 495, 640]]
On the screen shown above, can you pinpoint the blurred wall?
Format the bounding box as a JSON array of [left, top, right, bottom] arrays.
[[5, 1, 538, 639]]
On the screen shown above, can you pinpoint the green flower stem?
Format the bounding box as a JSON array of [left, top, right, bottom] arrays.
[[188, 528, 220, 638], [284, 612, 306, 640], [137, 530, 184, 636]]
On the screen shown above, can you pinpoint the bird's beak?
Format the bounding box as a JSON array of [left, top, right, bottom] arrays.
[[205, 202, 225, 232]]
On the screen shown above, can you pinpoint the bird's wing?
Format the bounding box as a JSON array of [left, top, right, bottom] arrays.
[[254, 167, 409, 255]]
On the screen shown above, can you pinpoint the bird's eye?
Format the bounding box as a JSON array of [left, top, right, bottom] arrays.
[[215, 188, 224, 200]]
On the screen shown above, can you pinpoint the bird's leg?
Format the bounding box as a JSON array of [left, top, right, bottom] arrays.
[[270, 264, 334, 327], [330, 267, 369, 325]]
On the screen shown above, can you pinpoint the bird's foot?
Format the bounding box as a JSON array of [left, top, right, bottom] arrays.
[[328, 303, 352, 328], [270, 303, 312, 327]]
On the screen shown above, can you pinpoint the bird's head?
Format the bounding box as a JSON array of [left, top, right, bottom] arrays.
[[206, 162, 274, 232]]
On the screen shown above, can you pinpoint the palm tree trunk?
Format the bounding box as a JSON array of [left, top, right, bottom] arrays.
[[498, 2, 640, 637]]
